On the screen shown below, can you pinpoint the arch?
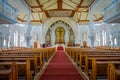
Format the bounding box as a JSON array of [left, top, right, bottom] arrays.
[[48, 20, 71, 45], [42, 17, 78, 43]]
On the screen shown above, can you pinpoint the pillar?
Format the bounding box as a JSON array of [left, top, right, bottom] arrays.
[[26, 8, 32, 48], [89, 7, 95, 48]]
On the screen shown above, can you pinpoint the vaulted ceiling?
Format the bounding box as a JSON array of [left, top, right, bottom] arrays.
[[16, 0, 103, 23]]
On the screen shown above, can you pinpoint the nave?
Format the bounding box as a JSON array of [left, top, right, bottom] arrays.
[[1, 45, 120, 80], [1, 0, 120, 80], [40, 46, 83, 80]]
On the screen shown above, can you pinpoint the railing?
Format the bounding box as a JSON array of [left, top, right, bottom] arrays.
[[0, 0, 17, 24]]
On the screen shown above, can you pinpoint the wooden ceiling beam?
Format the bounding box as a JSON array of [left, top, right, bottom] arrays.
[[47, 9, 72, 11], [36, 0, 50, 17], [30, 6, 40, 8], [31, 20, 42, 22], [96, 16, 103, 21], [70, 10, 75, 17], [70, 0, 84, 17], [78, 20, 89, 22], [36, 0, 43, 8], [89, 0, 95, 6], [77, 11, 88, 12], [44, 10, 50, 17], [76, 0, 84, 11], [58, 0, 62, 10]]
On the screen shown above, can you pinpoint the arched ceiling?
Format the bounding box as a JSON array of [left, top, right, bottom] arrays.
[[10, 0, 104, 23]]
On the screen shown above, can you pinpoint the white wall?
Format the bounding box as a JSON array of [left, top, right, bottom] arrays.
[[78, 24, 90, 46], [31, 24, 43, 47], [94, 23, 120, 47]]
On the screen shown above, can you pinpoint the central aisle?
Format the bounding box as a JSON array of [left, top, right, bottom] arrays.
[[40, 47, 83, 80]]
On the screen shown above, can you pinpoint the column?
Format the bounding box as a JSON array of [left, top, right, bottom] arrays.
[[26, 8, 32, 48], [89, 7, 95, 48]]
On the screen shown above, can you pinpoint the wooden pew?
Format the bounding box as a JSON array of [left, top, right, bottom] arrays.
[[0, 62, 17, 80], [107, 63, 120, 80], [0, 58, 33, 80], [84, 54, 120, 74], [65, 47, 120, 80], [0, 47, 55, 80], [90, 58, 120, 80]]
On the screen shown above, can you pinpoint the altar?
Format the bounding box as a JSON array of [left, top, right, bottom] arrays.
[[55, 41, 65, 44]]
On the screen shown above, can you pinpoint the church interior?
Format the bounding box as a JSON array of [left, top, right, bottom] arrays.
[[0, 0, 120, 80]]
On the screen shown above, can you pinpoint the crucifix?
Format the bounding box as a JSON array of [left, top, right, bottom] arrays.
[[57, 28, 64, 42]]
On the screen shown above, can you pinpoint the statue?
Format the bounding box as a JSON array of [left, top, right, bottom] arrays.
[[83, 41, 87, 48]]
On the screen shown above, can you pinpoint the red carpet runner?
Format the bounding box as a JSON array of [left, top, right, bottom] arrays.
[[40, 46, 83, 80]]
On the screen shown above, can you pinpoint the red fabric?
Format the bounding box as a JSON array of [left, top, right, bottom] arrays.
[[57, 46, 64, 50], [40, 48, 83, 80]]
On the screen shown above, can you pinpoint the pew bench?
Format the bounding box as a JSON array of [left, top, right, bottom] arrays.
[[107, 63, 120, 80], [0, 62, 18, 80], [89, 58, 120, 80], [0, 58, 33, 80]]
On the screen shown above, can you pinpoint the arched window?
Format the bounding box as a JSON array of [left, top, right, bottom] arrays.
[[96, 32, 100, 46], [109, 34, 112, 46], [3, 38, 6, 47], [20, 34, 25, 47], [114, 38, 117, 46], [14, 31, 18, 46], [102, 31, 107, 46]]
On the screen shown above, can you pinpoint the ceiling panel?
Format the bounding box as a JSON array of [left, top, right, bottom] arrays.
[[81, 0, 94, 6], [39, 0, 50, 5], [48, 11, 72, 17], [43, 0, 57, 9], [32, 8, 42, 12], [13, 0, 104, 23], [44, 3, 57, 10], [63, 0, 77, 8], [32, 13, 40, 20], [62, 3, 75, 10], [70, 0, 81, 5], [25, 0, 39, 6], [80, 12, 88, 20]]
